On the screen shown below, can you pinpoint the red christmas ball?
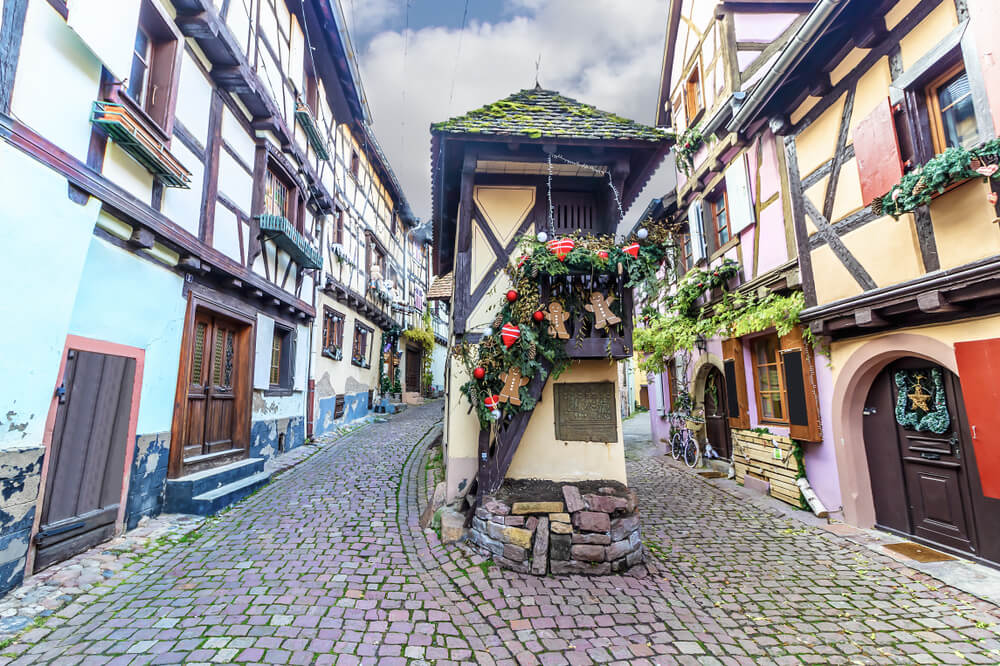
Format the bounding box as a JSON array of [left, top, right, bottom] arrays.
[[473, 367, 485, 380], [597, 250, 609, 260], [506, 289, 518, 302], [533, 310, 545, 322]]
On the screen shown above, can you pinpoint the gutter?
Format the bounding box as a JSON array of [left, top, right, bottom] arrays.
[[726, 0, 845, 134]]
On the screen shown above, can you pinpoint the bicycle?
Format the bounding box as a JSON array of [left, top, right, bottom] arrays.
[[667, 411, 702, 468]]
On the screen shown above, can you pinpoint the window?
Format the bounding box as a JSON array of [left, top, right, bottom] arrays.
[[335, 210, 344, 244], [709, 189, 730, 249], [927, 65, 979, 152], [350, 151, 360, 178], [752, 335, 786, 423], [685, 65, 703, 122], [322, 308, 344, 359], [264, 167, 290, 219], [269, 325, 294, 390], [124, 0, 180, 132], [352, 323, 372, 368]]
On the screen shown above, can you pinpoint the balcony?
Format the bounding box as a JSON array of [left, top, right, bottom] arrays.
[[539, 273, 634, 360], [90, 101, 191, 188], [256, 215, 322, 269], [294, 101, 330, 161]]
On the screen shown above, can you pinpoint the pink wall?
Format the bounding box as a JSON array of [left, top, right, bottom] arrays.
[[969, 0, 1000, 138], [806, 358, 843, 513]]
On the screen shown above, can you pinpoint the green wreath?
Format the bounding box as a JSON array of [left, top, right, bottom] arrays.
[[894, 368, 950, 434]]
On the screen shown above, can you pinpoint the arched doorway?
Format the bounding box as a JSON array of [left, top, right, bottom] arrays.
[[862, 357, 982, 556], [702, 365, 732, 460]]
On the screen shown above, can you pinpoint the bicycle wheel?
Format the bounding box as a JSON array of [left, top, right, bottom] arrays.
[[683, 437, 698, 468], [670, 431, 683, 460]]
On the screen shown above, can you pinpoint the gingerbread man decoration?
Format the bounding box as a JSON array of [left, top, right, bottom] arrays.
[[584, 291, 621, 329], [498, 366, 531, 405], [545, 302, 571, 339]]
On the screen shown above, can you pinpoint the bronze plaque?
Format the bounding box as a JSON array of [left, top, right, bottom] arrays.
[[554, 382, 618, 442]]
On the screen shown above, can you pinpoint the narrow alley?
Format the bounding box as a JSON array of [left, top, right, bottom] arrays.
[[3, 403, 996, 665]]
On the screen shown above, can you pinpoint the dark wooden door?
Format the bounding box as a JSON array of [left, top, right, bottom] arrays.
[[36, 349, 135, 571], [703, 366, 732, 459], [863, 358, 979, 555], [406, 345, 421, 393], [639, 385, 649, 409], [182, 314, 240, 468]]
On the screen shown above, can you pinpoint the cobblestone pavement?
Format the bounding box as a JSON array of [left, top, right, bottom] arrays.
[[4, 402, 999, 665]]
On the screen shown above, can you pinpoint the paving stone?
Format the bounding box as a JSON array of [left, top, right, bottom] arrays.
[[1, 400, 996, 665]]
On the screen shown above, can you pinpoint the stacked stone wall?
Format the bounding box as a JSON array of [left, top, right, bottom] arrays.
[[468, 482, 643, 575]]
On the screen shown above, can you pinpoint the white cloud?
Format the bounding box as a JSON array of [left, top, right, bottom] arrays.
[[357, 0, 672, 232], [341, 0, 402, 39]]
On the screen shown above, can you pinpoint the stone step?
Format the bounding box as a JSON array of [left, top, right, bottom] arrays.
[[174, 471, 271, 516], [165, 458, 265, 500]]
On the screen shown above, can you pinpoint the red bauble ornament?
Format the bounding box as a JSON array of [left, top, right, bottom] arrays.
[[989, 192, 999, 206], [532, 310, 545, 322], [484, 395, 500, 410], [506, 289, 519, 302], [597, 250, 609, 260], [500, 323, 521, 348], [473, 367, 486, 380], [546, 237, 576, 261], [623, 243, 640, 258]]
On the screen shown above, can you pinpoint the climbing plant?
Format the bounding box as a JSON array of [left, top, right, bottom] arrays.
[[675, 124, 704, 176], [403, 311, 436, 395]]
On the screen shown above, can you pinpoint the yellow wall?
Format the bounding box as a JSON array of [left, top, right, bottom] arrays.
[[841, 215, 924, 287], [898, 1, 958, 71], [929, 181, 1000, 270], [811, 245, 863, 304], [795, 93, 845, 177], [506, 360, 627, 483], [831, 313, 1000, 372]]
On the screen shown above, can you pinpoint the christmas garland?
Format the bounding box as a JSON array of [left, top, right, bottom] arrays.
[[675, 125, 704, 177], [872, 138, 1000, 219], [452, 224, 674, 429], [894, 368, 950, 434]]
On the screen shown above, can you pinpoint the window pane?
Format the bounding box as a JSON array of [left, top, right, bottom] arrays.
[[128, 53, 147, 103], [761, 392, 784, 420], [270, 334, 282, 385], [938, 71, 979, 149]]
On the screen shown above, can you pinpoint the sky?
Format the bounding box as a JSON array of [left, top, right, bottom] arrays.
[[341, 0, 676, 235]]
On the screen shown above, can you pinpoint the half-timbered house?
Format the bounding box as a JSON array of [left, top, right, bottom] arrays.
[[430, 87, 669, 574], [731, 0, 1000, 567], [0, 0, 414, 591], [647, 0, 827, 509]]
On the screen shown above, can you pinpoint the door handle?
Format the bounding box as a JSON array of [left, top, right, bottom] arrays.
[[971, 425, 977, 439]]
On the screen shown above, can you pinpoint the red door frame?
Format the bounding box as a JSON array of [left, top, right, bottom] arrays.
[[27, 335, 145, 574]]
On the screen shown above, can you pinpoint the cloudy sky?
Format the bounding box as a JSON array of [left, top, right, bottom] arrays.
[[342, 0, 675, 233]]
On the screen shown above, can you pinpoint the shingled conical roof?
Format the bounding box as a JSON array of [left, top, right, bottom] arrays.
[[430, 86, 666, 143]]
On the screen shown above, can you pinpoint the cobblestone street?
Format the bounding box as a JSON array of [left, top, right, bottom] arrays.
[[3, 401, 999, 665]]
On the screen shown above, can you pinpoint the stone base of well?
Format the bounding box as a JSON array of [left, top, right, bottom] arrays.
[[468, 479, 643, 575]]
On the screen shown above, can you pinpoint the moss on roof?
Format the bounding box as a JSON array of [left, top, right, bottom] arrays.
[[431, 86, 667, 143]]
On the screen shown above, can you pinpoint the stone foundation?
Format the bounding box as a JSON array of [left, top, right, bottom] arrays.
[[468, 480, 643, 575]]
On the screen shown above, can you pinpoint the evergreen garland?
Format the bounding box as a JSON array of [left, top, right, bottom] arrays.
[[893, 368, 950, 434], [675, 125, 705, 176], [453, 226, 674, 429], [873, 138, 1000, 218]]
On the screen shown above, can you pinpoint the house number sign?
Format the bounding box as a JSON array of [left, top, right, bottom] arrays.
[[554, 382, 618, 442]]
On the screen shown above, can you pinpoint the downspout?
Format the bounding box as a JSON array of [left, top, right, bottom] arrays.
[[726, 0, 846, 134]]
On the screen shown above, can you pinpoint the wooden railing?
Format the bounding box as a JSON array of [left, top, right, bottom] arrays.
[[540, 272, 634, 360]]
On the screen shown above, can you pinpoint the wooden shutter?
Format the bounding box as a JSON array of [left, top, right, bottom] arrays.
[[721, 337, 750, 429], [726, 153, 755, 234], [778, 326, 822, 442], [854, 97, 905, 205], [253, 314, 274, 390], [147, 37, 180, 133], [688, 200, 706, 263], [955, 339, 1000, 499]]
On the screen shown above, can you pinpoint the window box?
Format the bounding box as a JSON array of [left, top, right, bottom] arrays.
[[294, 100, 330, 161], [256, 214, 322, 269], [91, 101, 191, 187]]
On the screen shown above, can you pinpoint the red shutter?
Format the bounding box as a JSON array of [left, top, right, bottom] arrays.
[[955, 339, 1000, 499], [722, 338, 750, 429], [854, 97, 904, 205], [778, 326, 822, 442]]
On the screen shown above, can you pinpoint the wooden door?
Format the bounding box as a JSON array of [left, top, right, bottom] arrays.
[[180, 313, 243, 471], [406, 345, 421, 393], [863, 358, 979, 555], [703, 366, 732, 459], [36, 349, 135, 571], [639, 385, 649, 410]]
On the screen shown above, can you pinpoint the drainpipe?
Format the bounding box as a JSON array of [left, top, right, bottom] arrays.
[[727, 0, 846, 134]]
